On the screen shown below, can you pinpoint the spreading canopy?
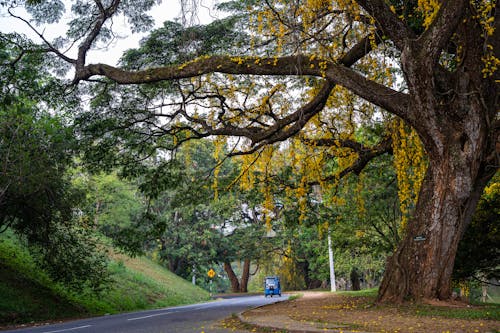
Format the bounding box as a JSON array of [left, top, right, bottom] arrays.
[[2, 0, 499, 302]]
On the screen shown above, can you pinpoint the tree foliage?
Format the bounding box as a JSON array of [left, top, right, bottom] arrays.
[[2, 0, 498, 302], [0, 33, 109, 291]]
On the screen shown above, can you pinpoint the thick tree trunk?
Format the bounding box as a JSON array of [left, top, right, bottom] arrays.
[[376, 93, 495, 302], [377, 161, 490, 302], [224, 261, 240, 293], [350, 268, 361, 291], [377, 14, 498, 302], [239, 259, 250, 292]]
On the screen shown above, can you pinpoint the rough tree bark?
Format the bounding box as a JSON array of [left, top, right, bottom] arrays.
[[224, 261, 240, 293], [378, 150, 495, 302]]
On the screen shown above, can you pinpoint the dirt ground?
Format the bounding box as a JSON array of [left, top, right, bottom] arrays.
[[239, 292, 500, 333]]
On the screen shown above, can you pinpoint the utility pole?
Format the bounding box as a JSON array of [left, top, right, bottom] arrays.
[[328, 227, 336, 292], [313, 185, 336, 292]]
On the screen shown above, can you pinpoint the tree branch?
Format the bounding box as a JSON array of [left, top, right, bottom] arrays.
[[78, 28, 409, 157], [76, 0, 121, 70], [324, 65, 409, 119], [356, 0, 415, 50], [233, 79, 337, 151], [77, 55, 318, 83], [312, 134, 393, 180], [419, 0, 466, 61], [7, 8, 76, 64], [77, 54, 408, 118]]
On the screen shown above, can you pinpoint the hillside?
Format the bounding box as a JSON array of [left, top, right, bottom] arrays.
[[0, 231, 210, 328]]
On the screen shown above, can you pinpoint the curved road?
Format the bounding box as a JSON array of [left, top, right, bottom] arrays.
[[2, 295, 287, 333]]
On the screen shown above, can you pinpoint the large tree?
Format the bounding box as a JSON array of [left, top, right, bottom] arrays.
[[3, 0, 498, 302]]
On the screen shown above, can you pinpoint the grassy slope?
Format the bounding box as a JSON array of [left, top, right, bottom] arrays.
[[0, 231, 210, 326]]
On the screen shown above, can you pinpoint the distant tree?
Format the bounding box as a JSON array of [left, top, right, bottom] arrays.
[[106, 139, 279, 292], [108, 153, 220, 277], [217, 195, 279, 293]]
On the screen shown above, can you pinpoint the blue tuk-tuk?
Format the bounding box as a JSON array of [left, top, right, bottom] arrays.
[[264, 276, 281, 297]]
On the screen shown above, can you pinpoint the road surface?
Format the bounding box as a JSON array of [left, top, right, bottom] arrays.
[[1, 295, 287, 333]]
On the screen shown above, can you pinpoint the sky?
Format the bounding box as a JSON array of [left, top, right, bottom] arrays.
[[0, 0, 219, 65]]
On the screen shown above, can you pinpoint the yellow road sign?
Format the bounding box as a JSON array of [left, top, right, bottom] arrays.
[[207, 268, 216, 278]]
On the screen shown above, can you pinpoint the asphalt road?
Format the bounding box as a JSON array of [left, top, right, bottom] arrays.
[[2, 295, 288, 333]]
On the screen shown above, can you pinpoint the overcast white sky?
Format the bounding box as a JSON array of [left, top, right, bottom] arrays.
[[0, 0, 219, 65]]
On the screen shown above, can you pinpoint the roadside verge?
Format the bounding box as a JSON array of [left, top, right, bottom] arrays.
[[236, 291, 499, 333]]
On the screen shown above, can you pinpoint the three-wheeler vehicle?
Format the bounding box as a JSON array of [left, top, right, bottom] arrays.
[[264, 276, 281, 297]]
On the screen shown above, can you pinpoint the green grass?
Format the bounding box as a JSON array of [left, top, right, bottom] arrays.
[[0, 231, 210, 326], [76, 253, 210, 314], [409, 303, 500, 321], [0, 264, 87, 325], [336, 288, 379, 298], [337, 288, 499, 321], [287, 293, 303, 301]]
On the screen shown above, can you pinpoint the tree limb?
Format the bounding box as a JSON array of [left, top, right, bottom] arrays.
[[356, 0, 415, 50], [76, 54, 408, 120], [76, 0, 122, 70], [314, 134, 393, 180], [227, 79, 337, 150], [419, 0, 466, 61], [7, 8, 76, 64]]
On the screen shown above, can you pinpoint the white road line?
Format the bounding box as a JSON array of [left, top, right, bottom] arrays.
[[127, 312, 173, 321], [126, 306, 207, 322], [42, 325, 91, 333]]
